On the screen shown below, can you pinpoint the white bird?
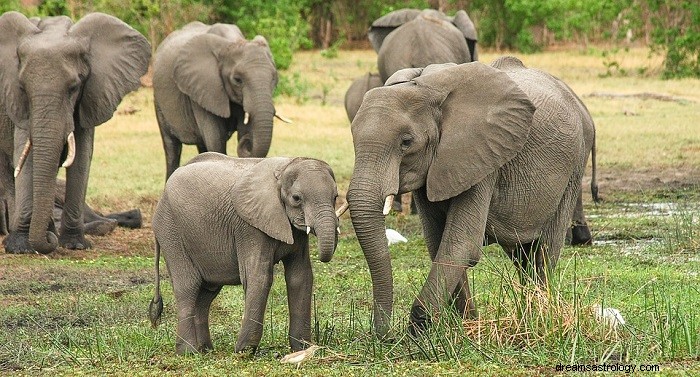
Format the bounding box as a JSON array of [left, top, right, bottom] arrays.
[[593, 305, 626, 328], [280, 345, 321, 368], [385, 228, 408, 245]]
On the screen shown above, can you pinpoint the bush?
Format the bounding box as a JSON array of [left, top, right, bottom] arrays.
[[214, 0, 312, 70], [647, 0, 700, 79]]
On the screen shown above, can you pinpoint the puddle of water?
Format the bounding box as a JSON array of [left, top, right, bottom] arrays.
[[588, 202, 699, 219]]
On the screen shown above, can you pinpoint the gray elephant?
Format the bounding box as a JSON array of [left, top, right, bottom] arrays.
[[0, 12, 150, 254], [369, 8, 478, 82], [149, 153, 345, 354], [344, 73, 383, 123], [153, 22, 289, 181], [346, 58, 589, 336], [0, 177, 142, 237]]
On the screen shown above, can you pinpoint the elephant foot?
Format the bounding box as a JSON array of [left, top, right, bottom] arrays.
[[408, 305, 431, 337], [2, 231, 36, 254], [175, 341, 201, 355], [84, 218, 118, 236], [59, 232, 92, 250], [105, 208, 142, 229], [234, 342, 258, 355], [570, 223, 593, 246]]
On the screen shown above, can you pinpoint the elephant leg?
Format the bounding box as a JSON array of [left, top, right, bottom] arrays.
[[104, 209, 142, 229], [192, 102, 229, 155], [569, 190, 592, 246], [60, 128, 94, 250], [174, 289, 201, 355], [156, 105, 183, 180], [235, 242, 274, 353], [508, 241, 541, 286], [414, 190, 473, 318], [82, 203, 117, 236], [282, 245, 313, 351], [541, 182, 581, 283], [4, 129, 34, 253], [410, 182, 494, 334], [194, 284, 222, 352]]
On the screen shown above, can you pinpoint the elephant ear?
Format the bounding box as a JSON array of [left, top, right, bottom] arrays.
[[385, 63, 457, 86], [415, 63, 536, 202], [231, 157, 294, 245], [174, 33, 240, 118], [368, 8, 422, 52], [69, 13, 151, 128], [452, 10, 478, 61], [0, 12, 40, 128]]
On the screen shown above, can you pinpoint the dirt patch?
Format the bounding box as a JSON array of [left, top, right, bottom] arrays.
[[584, 165, 700, 201]]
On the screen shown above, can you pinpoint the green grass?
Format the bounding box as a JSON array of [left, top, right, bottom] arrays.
[[1, 47, 700, 375]]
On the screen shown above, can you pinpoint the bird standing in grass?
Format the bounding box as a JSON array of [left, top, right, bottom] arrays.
[[280, 345, 321, 368]]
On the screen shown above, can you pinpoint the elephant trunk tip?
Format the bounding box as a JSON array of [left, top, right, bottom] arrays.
[[30, 231, 59, 255]]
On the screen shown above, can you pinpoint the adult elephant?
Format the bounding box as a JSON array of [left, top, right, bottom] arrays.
[[346, 58, 589, 337], [344, 73, 383, 123], [369, 8, 478, 82], [153, 22, 289, 180], [0, 12, 150, 254]]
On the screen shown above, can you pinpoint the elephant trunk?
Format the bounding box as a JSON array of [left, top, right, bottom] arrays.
[[28, 121, 66, 254], [238, 91, 275, 158], [347, 182, 394, 337], [313, 207, 338, 263]]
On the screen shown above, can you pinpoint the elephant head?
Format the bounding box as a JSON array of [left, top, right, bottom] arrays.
[[346, 63, 534, 335], [232, 157, 340, 262], [0, 12, 150, 253], [368, 8, 478, 61], [173, 26, 280, 158]]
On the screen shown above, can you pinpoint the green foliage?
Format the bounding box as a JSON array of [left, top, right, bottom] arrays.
[[647, 0, 700, 78], [0, 0, 21, 14], [215, 0, 312, 70], [275, 71, 310, 103], [23, 0, 216, 52]]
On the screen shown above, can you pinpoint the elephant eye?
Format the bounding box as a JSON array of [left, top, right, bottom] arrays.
[[232, 75, 243, 85], [291, 194, 302, 206], [401, 135, 414, 151]]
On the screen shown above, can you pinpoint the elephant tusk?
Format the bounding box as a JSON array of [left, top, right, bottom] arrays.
[[383, 195, 395, 215], [62, 132, 75, 168], [337, 226, 341, 235], [243, 112, 249, 125], [306, 226, 311, 235], [275, 113, 293, 124], [14, 139, 32, 178], [335, 202, 349, 218]]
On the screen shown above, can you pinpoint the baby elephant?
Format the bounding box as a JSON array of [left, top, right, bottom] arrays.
[[149, 152, 345, 354]]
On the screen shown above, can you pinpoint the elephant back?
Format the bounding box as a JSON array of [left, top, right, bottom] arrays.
[[378, 15, 470, 82]]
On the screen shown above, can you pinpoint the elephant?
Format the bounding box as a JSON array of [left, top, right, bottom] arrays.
[[344, 72, 383, 123], [148, 152, 346, 354], [0, 12, 150, 254], [153, 21, 290, 181], [51, 178, 143, 236], [369, 8, 478, 82], [346, 58, 589, 337]]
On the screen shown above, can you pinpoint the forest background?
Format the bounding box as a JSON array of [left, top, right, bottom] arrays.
[[3, 0, 698, 79]]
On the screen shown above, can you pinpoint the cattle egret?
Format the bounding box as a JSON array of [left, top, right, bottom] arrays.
[[280, 345, 321, 368], [594, 305, 626, 328], [386, 228, 408, 245]]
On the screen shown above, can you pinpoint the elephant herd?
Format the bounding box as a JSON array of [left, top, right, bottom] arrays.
[[0, 8, 599, 355]]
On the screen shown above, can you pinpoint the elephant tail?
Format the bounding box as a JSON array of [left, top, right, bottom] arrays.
[[149, 239, 164, 328], [590, 133, 600, 203]]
